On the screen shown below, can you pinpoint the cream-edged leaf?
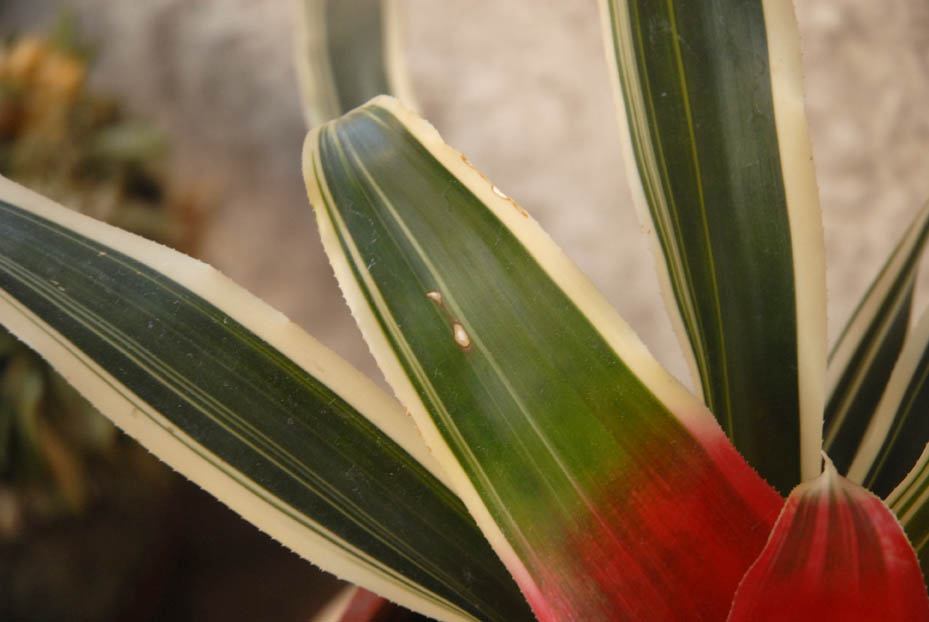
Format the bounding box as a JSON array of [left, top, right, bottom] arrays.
[[304, 96, 783, 621], [826, 202, 929, 475], [0, 175, 531, 622], [295, 0, 415, 128], [599, 0, 826, 493]]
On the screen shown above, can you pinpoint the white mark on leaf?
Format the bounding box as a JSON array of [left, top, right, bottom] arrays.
[[453, 323, 471, 349], [426, 290, 472, 351]]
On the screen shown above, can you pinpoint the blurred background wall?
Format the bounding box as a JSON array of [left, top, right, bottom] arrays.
[[0, 1, 927, 619]]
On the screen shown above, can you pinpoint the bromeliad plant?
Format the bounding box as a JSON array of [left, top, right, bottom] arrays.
[[2, 1, 929, 620]]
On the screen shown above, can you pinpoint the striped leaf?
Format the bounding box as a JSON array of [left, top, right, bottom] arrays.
[[890, 425, 929, 578], [728, 460, 929, 621], [295, 0, 414, 128], [826, 202, 929, 475], [846, 305, 929, 499], [599, 0, 826, 492], [883, 310, 929, 578], [0, 176, 532, 622], [304, 96, 784, 622]]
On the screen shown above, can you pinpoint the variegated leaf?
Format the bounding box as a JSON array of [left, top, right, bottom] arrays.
[[826, 202, 929, 475], [0, 175, 531, 622], [295, 0, 414, 128], [848, 308, 929, 497], [304, 95, 783, 622], [599, 0, 826, 493]]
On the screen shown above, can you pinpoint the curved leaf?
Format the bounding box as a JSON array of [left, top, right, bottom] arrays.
[[295, 0, 415, 128], [0, 176, 531, 622], [848, 308, 929, 496], [304, 96, 783, 622], [729, 461, 929, 621], [826, 202, 929, 474], [599, 0, 826, 492]]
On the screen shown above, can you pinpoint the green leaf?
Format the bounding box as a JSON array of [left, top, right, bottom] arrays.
[[849, 308, 929, 497], [599, 0, 826, 492], [0, 176, 532, 622], [295, 0, 415, 128], [825, 202, 929, 476], [729, 460, 929, 621], [304, 96, 783, 622]]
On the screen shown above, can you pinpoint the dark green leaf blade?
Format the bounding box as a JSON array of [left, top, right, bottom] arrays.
[[0, 177, 531, 622], [295, 0, 414, 128], [305, 96, 783, 621], [600, 0, 826, 493]]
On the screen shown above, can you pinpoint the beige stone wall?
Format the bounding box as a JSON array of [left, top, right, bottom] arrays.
[[3, 0, 928, 389]]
